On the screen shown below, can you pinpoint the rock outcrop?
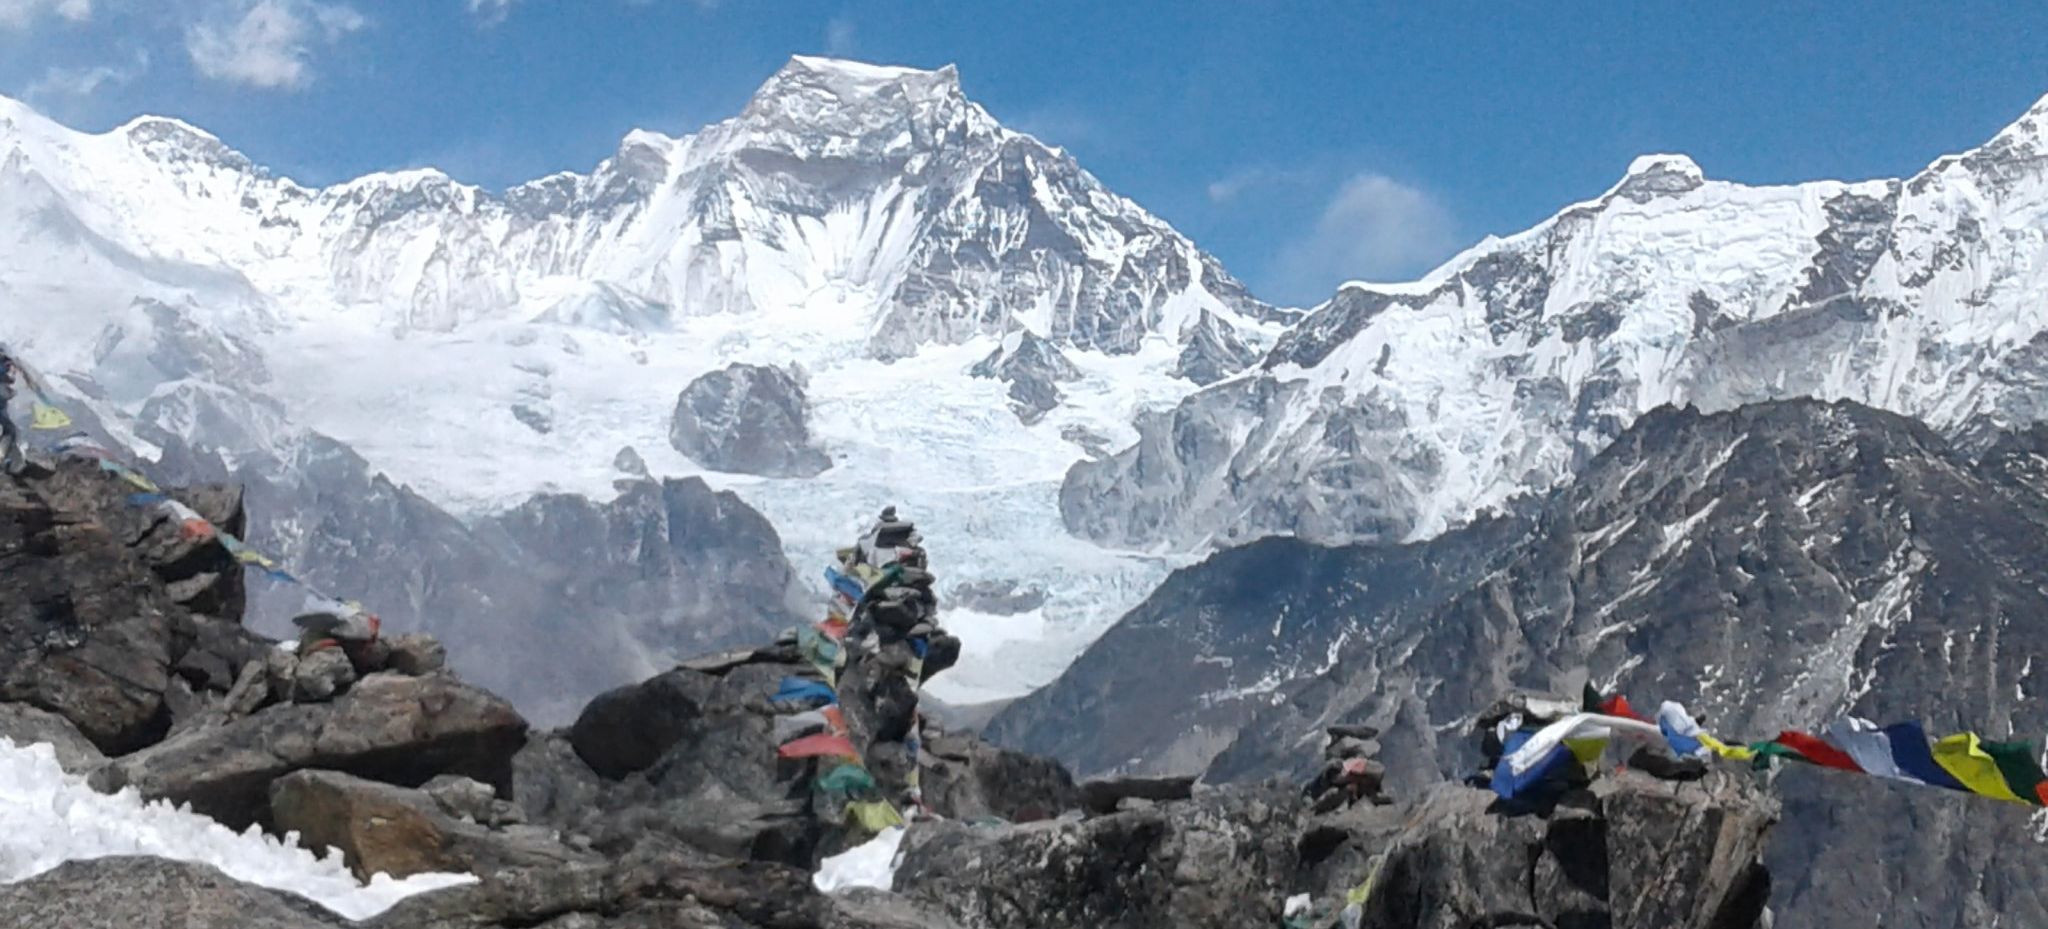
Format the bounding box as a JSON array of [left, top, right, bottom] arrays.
[[0, 458, 252, 753], [968, 329, 1080, 424], [668, 363, 832, 477], [94, 670, 527, 828], [1306, 773, 1775, 929], [268, 770, 587, 880]]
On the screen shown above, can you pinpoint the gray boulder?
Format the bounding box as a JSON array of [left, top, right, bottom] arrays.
[[895, 785, 1303, 929], [0, 458, 252, 753], [0, 702, 107, 774], [0, 858, 345, 929], [269, 769, 587, 880], [93, 671, 528, 828], [1314, 773, 1776, 929], [667, 363, 830, 477]]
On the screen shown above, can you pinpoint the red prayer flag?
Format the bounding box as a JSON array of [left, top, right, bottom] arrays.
[[1773, 731, 1865, 772], [1599, 694, 1650, 722], [778, 732, 859, 760], [821, 705, 847, 734]]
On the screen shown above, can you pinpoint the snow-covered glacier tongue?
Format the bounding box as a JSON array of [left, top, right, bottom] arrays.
[[0, 56, 1290, 706], [1065, 91, 2048, 551]]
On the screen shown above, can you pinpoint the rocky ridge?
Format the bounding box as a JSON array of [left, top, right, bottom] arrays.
[[0, 452, 1781, 928]]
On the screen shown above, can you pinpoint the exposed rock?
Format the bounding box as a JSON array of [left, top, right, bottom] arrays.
[[510, 731, 607, 832], [93, 671, 527, 828], [269, 769, 589, 880], [1078, 775, 1194, 815], [667, 363, 831, 477], [611, 446, 649, 477], [1311, 773, 1775, 929], [0, 702, 107, 774], [919, 733, 1079, 822], [292, 647, 357, 703], [1172, 309, 1258, 386], [569, 668, 729, 780], [423, 773, 503, 824], [0, 857, 345, 929], [0, 458, 255, 753], [968, 329, 1080, 424], [384, 633, 448, 676], [895, 786, 1303, 929]]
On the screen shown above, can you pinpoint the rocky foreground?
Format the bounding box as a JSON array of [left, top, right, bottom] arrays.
[[0, 455, 1778, 928]]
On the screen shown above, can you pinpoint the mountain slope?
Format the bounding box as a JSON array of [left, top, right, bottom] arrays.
[[1064, 94, 2048, 550], [0, 57, 1286, 705], [1026, 398, 2048, 929]]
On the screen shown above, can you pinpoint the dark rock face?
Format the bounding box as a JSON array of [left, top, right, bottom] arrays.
[[668, 362, 831, 477], [1173, 309, 1258, 386], [0, 858, 350, 929], [968, 329, 1080, 424], [985, 515, 1529, 777], [148, 427, 803, 729], [93, 671, 528, 829], [1067, 399, 2048, 929], [0, 702, 107, 774], [0, 458, 252, 753], [268, 769, 589, 880], [1316, 773, 1774, 929], [895, 786, 1303, 929]]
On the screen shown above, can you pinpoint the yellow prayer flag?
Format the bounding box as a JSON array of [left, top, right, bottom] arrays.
[[1933, 733, 2025, 803], [30, 401, 71, 431]]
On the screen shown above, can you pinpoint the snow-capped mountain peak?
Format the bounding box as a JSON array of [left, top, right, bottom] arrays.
[[1065, 89, 2048, 552]]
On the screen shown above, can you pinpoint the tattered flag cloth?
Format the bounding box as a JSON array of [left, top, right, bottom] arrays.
[[825, 567, 867, 603], [30, 401, 70, 431], [778, 732, 860, 761], [771, 677, 838, 708], [1610, 692, 2048, 807], [1502, 713, 1666, 777], [844, 800, 905, 833]]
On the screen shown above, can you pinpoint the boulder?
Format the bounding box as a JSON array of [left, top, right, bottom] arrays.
[[511, 731, 607, 832], [920, 733, 1080, 822], [0, 702, 107, 774], [292, 647, 357, 703], [385, 633, 448, 676], [569, 668, 726, 779], [896, 785, 1304, 929], [0, 858, 345, 929], [269, 770, 588, 880], [92, 671, 528, 828], [424, 773, 503, 824], [667, 363, 831, 478], [1310, 772, 1777, 929], [1078, 775, 1195, 815]]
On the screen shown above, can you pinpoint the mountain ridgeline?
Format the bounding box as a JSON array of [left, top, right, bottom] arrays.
[[998, 398, 2048, 929]]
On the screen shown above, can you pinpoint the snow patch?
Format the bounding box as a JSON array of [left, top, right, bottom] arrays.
[[0, 739, 471, 920]]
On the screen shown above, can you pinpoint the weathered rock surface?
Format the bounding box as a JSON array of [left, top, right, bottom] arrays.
[[93, 671, 527, 828], [0, 702, 107, 774], [895, 786, 1303, 929], [1307, 774, 1774, 929], [0, 858, 349, 929], [269, 769, 588, 880], [0, 458, 253, 753], [668, 363, 831, 478], [967, 329, 1080, 424]]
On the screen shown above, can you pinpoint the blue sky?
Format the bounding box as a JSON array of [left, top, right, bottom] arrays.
[[3, 1, 2046, 306]]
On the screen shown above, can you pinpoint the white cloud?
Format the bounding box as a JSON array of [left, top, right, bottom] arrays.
[[24, 49, 149, 102], [185, 0, 365, 90], [0, 0, 91, 30], [1269, 172, 1459, 301], [465, 0, 514, 25], [824, 13, 854, 56]]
